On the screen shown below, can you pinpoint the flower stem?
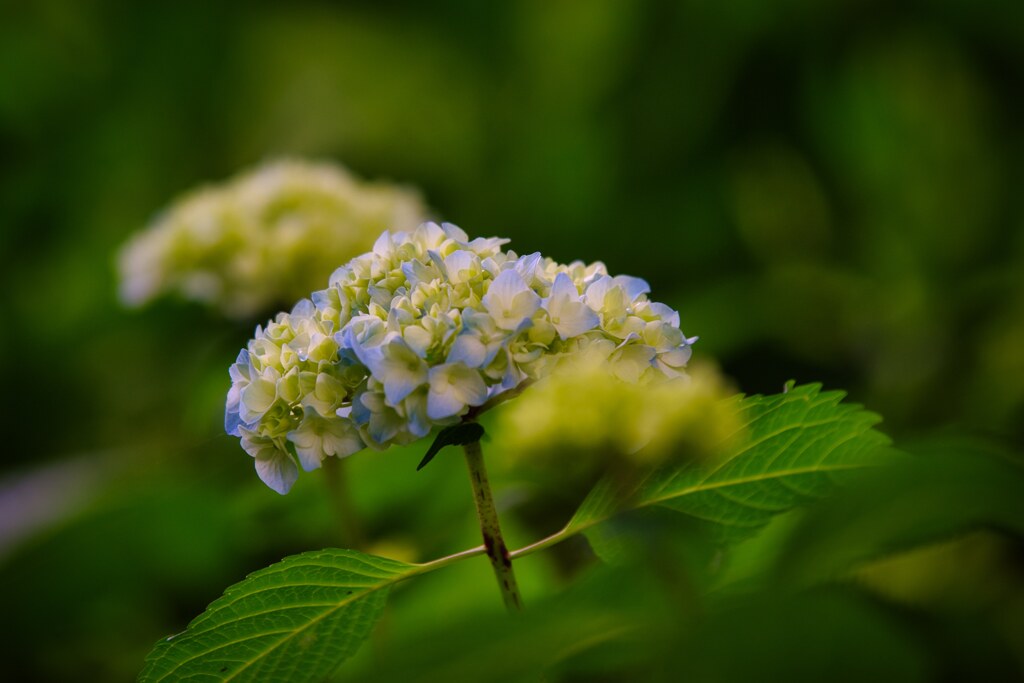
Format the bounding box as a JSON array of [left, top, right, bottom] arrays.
[[462, 439, 523, 611], [322, 456, 363, 549]]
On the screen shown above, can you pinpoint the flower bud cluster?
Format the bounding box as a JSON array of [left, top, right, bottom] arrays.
[[118, 160, 427, 318], [225, 222, 697, 493]]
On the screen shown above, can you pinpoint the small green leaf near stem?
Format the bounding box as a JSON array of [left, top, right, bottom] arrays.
[[417, 422, 486, 470]]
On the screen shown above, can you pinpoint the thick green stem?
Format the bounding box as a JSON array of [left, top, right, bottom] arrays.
[[462, 439, 523, 611], [322, 456, 363, 549]]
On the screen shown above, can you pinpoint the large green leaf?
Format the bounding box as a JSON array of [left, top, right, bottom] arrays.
[[566, 384, 892, 543], [140, 549, 416, 682], [769, 443, 1024, 587]]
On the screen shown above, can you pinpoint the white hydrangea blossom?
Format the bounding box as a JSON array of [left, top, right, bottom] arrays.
[[225, 223, 697, 493], [118, 160, 427, 318]]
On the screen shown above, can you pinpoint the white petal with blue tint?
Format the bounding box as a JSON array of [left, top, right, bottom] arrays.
[[362, 337, 429, 405], [613, 275, 650, 302], [546, 272, 600, 339], [289, 408, 364, 471], [441, 222, 469, 242], [427, 362, 489, 419], [483, 270, 541, 331], [448, 334, 488, 367], [444, 250, 480, 284], [240, 429, 299, 495]]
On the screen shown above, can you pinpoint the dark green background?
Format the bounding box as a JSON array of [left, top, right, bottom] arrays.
[[2, 1, 1023, 680]]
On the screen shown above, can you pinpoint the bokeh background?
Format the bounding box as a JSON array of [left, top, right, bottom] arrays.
[[2, 1, 1023, 680]]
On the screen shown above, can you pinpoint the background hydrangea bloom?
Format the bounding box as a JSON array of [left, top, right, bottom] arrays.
[[226, 222, 698, 493], [494, 352, 738, 476], [118, 160, 428, 318]]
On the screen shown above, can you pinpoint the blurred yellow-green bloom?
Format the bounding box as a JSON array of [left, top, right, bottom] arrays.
[[117, 159, 429, 318], [495, 346, 738, 477]]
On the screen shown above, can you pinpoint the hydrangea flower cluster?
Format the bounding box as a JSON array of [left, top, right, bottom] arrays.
[[225, 222, 698, 493], [118, 160, 427, 318]]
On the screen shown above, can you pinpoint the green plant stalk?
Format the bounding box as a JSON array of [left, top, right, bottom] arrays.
[[322, 456, 364, 549], [462, 439, 524, 611]]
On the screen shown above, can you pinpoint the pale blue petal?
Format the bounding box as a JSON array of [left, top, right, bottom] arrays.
[[292, 441, 324, 473], [349, 393, 372, 425], [382, 367, 425, 405], [255, 451, 299, 495], [451, 370, 488, 407], [368, 411, 401, 444], [550, 272, 578, 299], [224, 403, 245, 437], [372, 230, 393, 256], [291, 298, 315, 317], [614, 275, 650, 302], [427, 388, 466, 420], [368, 285, 393, 309], [406, 404, 433, 437], [659, 348, 692, 367], [512, 317, 534, 335], [448, 334, 487, 367], [427, 250, 447, 275], [647, 302, 680, 327], [349, 334, 382, 371], [514, 252, 543, 280], [481, 341, 505, 367], [328, 265, 351, 286], [441, 222, 469, 242], [584, 275, 614, 309], [401, 259, 434, 285], [311, 288, 332, 310], [510, 288, 542, 321]]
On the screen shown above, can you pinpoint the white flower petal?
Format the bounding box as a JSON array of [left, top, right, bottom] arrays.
[[583, 275, 614, 311], [427, 363, 488, 419], [254, 450, 299, 495], [483, 269, 528, 312], [549, 272, 578, 300], [427, 388, 465, 420], [448, 334, 487, 367], [613, 275, 650, 302], [444, 250, 478, 284], [441, 222, 469, 242], [323, 419, 365, 458], [552, 301, 600, 339]]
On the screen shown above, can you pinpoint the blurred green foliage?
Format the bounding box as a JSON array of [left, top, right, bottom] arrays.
[[2, 0, 1023, 680]]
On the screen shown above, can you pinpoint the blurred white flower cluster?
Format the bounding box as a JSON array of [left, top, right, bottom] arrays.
[[117, 160, 427, 318], [225, 222, 698, 493]]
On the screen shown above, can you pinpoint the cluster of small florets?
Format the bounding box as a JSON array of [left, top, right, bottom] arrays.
[[225, 222, 697, 493], [118, 160, 427, 318]]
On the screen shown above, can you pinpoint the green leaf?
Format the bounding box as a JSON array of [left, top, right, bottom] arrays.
[[769, 444, 1024, 587], [140, 549, 416, 682], [568, 384, 891, 543], [417, 422, 485, 470]]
